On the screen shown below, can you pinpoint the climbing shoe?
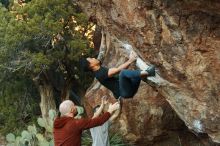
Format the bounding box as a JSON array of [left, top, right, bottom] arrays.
[[146, 65, 156, 76]]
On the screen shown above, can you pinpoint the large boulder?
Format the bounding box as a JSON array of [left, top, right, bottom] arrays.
[[78, 0, 220, 145]]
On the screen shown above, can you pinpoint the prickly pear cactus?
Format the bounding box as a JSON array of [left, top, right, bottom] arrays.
[[6, 109, 57, 146]]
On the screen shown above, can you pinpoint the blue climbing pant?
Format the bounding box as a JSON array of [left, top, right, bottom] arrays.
[[119, 69, 141, 98]]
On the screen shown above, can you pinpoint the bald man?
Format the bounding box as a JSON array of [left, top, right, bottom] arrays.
[[53, 100, 120, 146]]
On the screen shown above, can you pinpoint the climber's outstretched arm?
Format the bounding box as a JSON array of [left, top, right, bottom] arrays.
[[109, 108, 120, 122], [92, 96, 108, 119], [108, 51, 137, 77], [97, 30, 107, 62]]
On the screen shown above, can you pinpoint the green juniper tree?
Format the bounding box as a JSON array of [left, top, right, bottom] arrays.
[[0, 0, 9, 8], [0, 0, 95, 133], [0, 72, 40, 135]]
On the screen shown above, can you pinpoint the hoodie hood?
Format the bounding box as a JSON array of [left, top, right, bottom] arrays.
[[54, 117, 72, 129]]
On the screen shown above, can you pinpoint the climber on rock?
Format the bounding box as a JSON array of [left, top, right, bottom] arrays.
[[80, 50, 155, 101]]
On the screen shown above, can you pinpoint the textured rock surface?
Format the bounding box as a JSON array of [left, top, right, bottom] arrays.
[[78, 0, 220, 145]]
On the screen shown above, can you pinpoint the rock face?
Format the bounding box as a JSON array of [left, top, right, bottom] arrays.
[[78, 0, 220, 145]]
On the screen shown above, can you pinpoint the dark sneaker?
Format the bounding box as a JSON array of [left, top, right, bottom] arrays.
[[146, 65, 156, 76]]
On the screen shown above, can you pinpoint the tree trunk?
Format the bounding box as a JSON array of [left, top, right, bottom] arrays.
[[38, 83, 56, 120], [33, 72, 56, 120], [60, 79, 71, 101]]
